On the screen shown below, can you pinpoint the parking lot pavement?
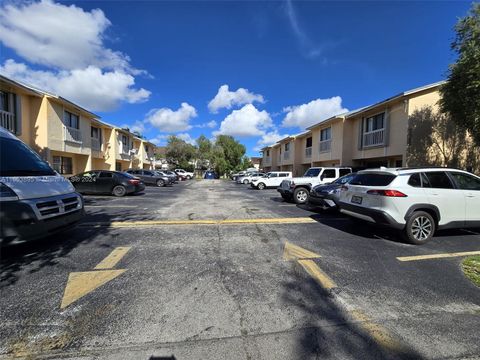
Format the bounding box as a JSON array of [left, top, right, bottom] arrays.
[[1, 180, 479, 359]]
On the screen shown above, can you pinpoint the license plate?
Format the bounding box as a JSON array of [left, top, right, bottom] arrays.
[[351, 195, 362, 204]]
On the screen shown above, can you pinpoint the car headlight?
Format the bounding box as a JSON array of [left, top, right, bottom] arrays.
[[0, 182, 19, 201]]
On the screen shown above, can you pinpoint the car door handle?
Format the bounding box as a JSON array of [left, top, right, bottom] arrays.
[[466, 195, 475, 198]]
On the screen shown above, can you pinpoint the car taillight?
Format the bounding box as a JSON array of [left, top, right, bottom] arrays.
[[128, 179, 140, 185], [366, 189, 407, 197]]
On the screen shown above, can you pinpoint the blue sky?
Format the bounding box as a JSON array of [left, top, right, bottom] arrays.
[[0, 0, 472, 156]]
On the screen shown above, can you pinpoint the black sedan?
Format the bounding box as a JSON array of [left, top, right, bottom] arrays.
[[126, 169, 171, 187], [308, 173, 356, 210], [69, 171, 145, 197]]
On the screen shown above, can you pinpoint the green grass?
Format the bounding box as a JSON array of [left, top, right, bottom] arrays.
[[461, 256, 480, 287]]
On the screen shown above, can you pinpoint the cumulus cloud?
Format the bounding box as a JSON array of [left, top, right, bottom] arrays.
[[146, 103, 197, 133], [282, 96, 348, 129], [177, 133, 196, 145], [121, 120, 145, 135], [149, 135, 169, 146], [214, 104, 272, 137], [195, 120, 217, 129], [0, 1, 150, 111], [208, 84, 264, 113], [0, 60, 150, 112], [254, 130, 289, 152]]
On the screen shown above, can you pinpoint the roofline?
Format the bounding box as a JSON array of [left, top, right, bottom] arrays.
[[0, 75, 44, 97]]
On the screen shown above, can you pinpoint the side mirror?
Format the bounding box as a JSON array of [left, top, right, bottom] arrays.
[[320, 174, 325, 180]]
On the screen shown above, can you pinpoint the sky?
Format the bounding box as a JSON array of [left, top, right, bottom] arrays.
[[0, 0, 473, 156]]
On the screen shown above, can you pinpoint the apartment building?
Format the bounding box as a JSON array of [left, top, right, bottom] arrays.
[[261, 81, 466, 173], [0, 75, 157, 175]]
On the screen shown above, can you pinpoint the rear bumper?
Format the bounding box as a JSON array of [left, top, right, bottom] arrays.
[[339, 202, 404, 230], [277, 188, 293, 196]]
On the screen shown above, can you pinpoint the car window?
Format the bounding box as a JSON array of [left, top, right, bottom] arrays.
[[82, 172, 97, 178], [269, 173, 278, 178], [408, 173, 422, 187], [424, 172, 454, 189], [279, 173, 289, 177], [99, 172, 113, 178], [144, 171, 154, 176], [304, 168, 321, 177], [334, 174, 355, 185], [350, 173, 396, 186], [322, 169, 336, 178], [339, 169, 351, 177], [449, 172, 480, 190]]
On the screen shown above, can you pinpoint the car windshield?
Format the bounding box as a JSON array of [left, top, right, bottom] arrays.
[[333, 173, 356, 185], [304, 168, 321, 177], [0, 137, 55, 176]]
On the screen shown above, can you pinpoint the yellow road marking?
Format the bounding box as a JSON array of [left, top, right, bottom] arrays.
[[397, 250, 480, 262], [60, 269, 126, 309], [94, 247, 131, 270], [283, 241, 321, 261], [80, 217, 317, 228], [349, 310, 405, 353], [297, 259, 337, 289]]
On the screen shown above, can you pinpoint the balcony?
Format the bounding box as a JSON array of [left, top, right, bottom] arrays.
[[283, 151, 290, 160], [305, 147, 312, 158], [319, 139, 331, 153], [63, 126, 82, 144], [91, 137, 101, 151], [363, 128, 385, 147], [264, 157, 271, 166], [0, 110, 17, 134]]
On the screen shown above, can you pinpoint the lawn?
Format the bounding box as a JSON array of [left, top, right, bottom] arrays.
[[461, 256, 480, 287]]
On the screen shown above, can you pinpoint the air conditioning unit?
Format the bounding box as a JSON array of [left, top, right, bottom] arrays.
[[129, 148, 137, 155]]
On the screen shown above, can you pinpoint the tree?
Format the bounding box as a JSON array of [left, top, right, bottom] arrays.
[[214, 135, 245, 171], [239, 155, 253, 170], [165, 135, 196, 171], [196, 135, 212, 170], [440, 3, 480, 146]]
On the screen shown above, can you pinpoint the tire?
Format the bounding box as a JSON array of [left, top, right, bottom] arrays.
[[156, 179, 165, 187], [403, 211, 436, 245], [112, 185, 127, 197], [243, 179, 249, 184], [257, 182, 266, 190], [293, 187, 309, 204], [186, 175, 192, 180]]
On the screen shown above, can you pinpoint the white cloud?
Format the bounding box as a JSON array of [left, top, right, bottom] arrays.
[[121, 120, 145, 135], [282, 97, 348, 129], [0, 0, 139, 73], [177, 133, 196, 145], [146, 102, 197, 133], [149, 135, 169, 146], [208, 84, 264, 113], [0, 60, 150, 112], [195, 120, 217, 129], [215, 104, 272, 137], [254, 130, 289, 152]]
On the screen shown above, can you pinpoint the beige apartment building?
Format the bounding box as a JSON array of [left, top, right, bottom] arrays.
[[261, 81, 472, 173], [0, 75, 157, 175]]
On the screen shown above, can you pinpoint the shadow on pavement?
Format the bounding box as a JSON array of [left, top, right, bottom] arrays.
[[282, 263, 424, 359]]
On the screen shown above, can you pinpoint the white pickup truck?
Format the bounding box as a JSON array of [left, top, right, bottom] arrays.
[[277, 167, 352, 204]]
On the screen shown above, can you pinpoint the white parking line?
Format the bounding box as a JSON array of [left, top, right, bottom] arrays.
[[85, 205, 138, 208]]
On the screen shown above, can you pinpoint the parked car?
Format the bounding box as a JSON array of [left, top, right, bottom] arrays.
[[70, 171, 145, 196], [204, 170, 218, 179], [231, 171, 246, 181], [0, 127, 84, 245], [338, 168, 480, 244], [163, 170, 179, 182], [154, 170, 177, 183], [237, 172, 265, 184], [277, 167, 352, 204], [250, 171, 292, 189], [308, 173, 357, 210], [175, 169, 194, 180], [126, 169, 171, 187]]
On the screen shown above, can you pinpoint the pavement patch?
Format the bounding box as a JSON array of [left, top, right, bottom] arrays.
[[397, 250, 480, 262]]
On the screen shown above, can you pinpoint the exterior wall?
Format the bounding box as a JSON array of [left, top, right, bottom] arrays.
[[311, 119, 343, 165], [49, 150, 89, 175], [270, 145, 280, 170], [278, 139, 294, 166]]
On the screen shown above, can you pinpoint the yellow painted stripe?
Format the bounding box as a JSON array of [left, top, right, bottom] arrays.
[[397, 250, 480, 262], [94, 247, 131, 269], [297, 259, 336, 289], [283, 241, 321, 261], [81, 217, 316, 228], [349, 310, 405, 353]]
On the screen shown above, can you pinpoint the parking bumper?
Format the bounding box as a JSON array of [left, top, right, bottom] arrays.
[[339, 202, 404, 230]]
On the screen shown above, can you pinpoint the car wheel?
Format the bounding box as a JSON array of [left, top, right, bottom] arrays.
[[156, 179, 165, 187], [404, 211, 436, 245], [112, 185, 126, 197], [257, 182, 266, 190], [293, 187, 309, 204], [243, 179, 249, 184], [186, 175, 191, 180]]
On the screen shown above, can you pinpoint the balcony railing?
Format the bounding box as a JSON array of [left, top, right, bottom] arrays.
[[91, 137, 101, 151], [64, 126, 82, 144], [283, 151, 290, 160], [319, 139, 331, 153], [264, 157, 271, 165], [0, 110, 16, 134], [305, 147, 312, 158], [363, 128, 385, 147]]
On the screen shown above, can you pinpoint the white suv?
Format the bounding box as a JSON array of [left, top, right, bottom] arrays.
[[338, 168, 480, 244], [175, 169, 194, 179], [251, 171, 292, 189]]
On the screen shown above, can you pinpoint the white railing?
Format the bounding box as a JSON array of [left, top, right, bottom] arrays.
[[118, 143, 131, 156], [363, 128, 385, 147], [0, 110, 16, 133], [91, 137, 101, 151], [264, 157, 271, 165], [305, 147, 312, 158], [64, 126, 82, 144], [319, 139, 331, 153], [283, 151, 290, 160]]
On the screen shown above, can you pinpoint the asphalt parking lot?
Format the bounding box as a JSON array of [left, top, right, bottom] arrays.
[[1, 180, 479, 360]]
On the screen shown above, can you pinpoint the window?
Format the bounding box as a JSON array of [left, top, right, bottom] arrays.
[[449, 172, 480, 190], [116, 162, 122, 171], [424, 172, 454, 189], [279, 173, 289, 177], [304, 168, 321, 177], [266, 150, 270, 156], [334, 173, 355, 185], [285, 143, 290, 151], [145, 145, 149, 152], [99, 172, 113, 178], [64, 111, 79, 129], [52, 156, 73, 174], [408, 173, 422, 187], [350, 173, 396, 186], [91, 127, 100, 139], [322, 169, 336, 178], [306, 137, 312, 148], [365, 113, 384, 132], [320, 128, 331, 141], [122, 135, 128, 146], [0, 91, 9, 111], [144, 171, 154, 176], [339, 169, 351, 177], [269, 173, 278, 178]]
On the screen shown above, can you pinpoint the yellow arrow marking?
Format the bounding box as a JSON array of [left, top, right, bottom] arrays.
[[283, 241, 321, 261], [60, 269, 126, 309], [94, 247, 131, 269], [298, 259, 337, 289], [397, 250, 480, 262]]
